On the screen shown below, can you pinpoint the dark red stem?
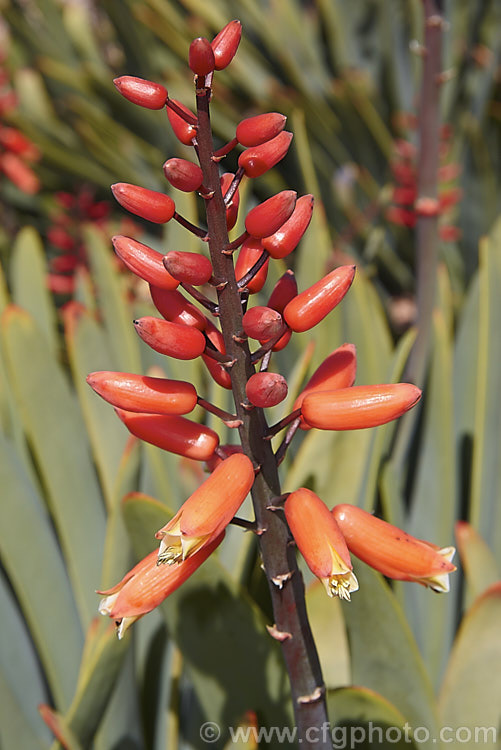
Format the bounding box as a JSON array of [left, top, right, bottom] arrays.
[[195, 82, 329, 747]]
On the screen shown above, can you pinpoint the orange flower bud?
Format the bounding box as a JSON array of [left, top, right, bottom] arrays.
[[293, 343, 357, 429], [246, 372, 288, 408], [221, 172, 240, 230], [112, 235, 178, 290], [98, 533, 223, 638], [242, 306, 284, 342], [163, 158, 203, 192], [301, 383, 422, 431], [133, 316, 206, 360], [283, 265, 355, 333], [235, 237, 269, 293], [238, 131, 293, 178], [270, 328, 292, 352], [236, 113, 287, 147], [189, 37, 215, 76], [163, 251, 213, 285], [156, 453, 254, 564], [111, 183, 175, 224], [245, 191, 297, 239], [267, 270, 298, 314], [113, 76, 168, 109], [332, 504, 456, 592], [86, 371, 197, 415], [285, 488, 358, 600], [166, 100, 197, 145], [115, 409, 219, 461], [149, 285, 207, 330], [201, 319, 232, 390], [211, 20, 242, 70], [262, 194, 314, 259]]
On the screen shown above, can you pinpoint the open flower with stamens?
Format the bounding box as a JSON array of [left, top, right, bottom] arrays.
[[332, 504, 456, 592], [156, 453, 255, 565], [98, 532, 224, 638], [284, 488, 358, 601]]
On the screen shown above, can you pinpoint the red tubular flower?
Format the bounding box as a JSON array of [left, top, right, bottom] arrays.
[[166, 100, 197, 145], [48, 227, 76, 252], [133, 316, 207, 360], [392, 186, 417, 205], [112, 235, 178, 290], [267, 270, 298, 313], [211, 20, 242, 70], [332, 504, 456, 592], [439, 187, 463, 210], [285, 489, 358, 600], [246, 372, 288, 408], [242, 306, 284, 342], [262, 194, 314, 259], [189, 37, 216, 76], [265, 273, 296, 351], [111, 183, 175, 224], [301, 383, 422, 431], [293, 344, 357, 429], [235, 238, 269, 293], [113, 76, 168, 109], [149, 285, 207, 330], [156, 453, 255, 564], [283, 265, 355, 333], [163, 158, 204, 192], [236, 113, 287, 147], [0, 126, 40, 160], [86, 371, 198, 415], [98, 532, 224, 638], [439, 225, 461, 242], [245, 191, 297, 239], [0, 152, 39, 194], [221, 173, 240, 230], [115, 409, 219, 461], [386, 206, 417, 228], [162, 251, 213, 286], [238, 131, 293, 178], [201, 320, 232, 390]]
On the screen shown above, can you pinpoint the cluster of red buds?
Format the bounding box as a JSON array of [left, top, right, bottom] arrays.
[[90, 21, 456, 638], [387, 114, 462, 241], [46, 186, 138, 296], [0, 47, 40, 195]]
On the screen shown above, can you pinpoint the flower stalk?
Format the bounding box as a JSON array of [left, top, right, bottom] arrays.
[[194, 72, 331, 745]]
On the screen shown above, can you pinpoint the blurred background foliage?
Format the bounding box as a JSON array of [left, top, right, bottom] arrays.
[[1, 1, 501, 748]]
